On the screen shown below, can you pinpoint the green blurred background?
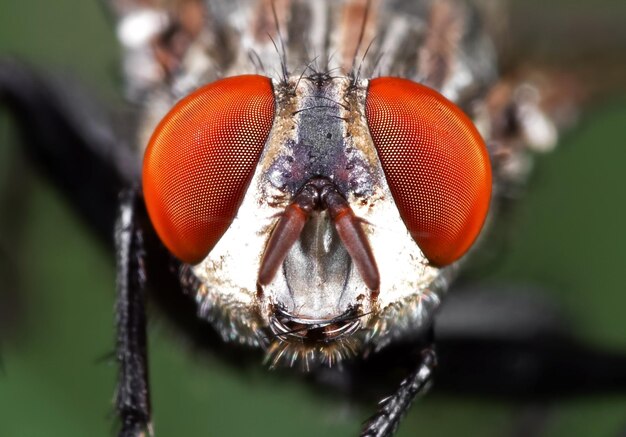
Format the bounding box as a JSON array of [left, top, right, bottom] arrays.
[[0, 1, 625, 436]]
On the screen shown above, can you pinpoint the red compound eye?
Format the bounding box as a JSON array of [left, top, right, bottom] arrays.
[[143, 75, 275, 264], [366, 77, 491, 266]]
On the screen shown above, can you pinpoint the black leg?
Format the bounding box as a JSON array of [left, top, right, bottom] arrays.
[[360, 346, 437, 437], [115, 188, 152, 437]]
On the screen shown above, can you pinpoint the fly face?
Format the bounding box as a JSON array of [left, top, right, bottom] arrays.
[[193, 74, 447, 366], [143, 70, 491, 367]]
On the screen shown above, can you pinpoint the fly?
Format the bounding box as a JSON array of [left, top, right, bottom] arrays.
[[111, 0, 559, 435], [3, 0, 593, 436]]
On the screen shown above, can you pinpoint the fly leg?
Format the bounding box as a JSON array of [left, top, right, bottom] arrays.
[[360, 331, 437, 437], [115, 188, 152, 437], [1, 59, 153, 434]]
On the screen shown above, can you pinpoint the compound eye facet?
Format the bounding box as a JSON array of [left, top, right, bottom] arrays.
[[365, 77, 492, 266], [143, 75, 275, 264]]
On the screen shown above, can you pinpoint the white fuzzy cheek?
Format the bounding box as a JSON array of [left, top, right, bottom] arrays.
[[192, 166, 284, 312], [350, 190, 441, 311]]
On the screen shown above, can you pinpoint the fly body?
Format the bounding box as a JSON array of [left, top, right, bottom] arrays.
[[136, 0, 503, 370], [120, 0, 552, 369]]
